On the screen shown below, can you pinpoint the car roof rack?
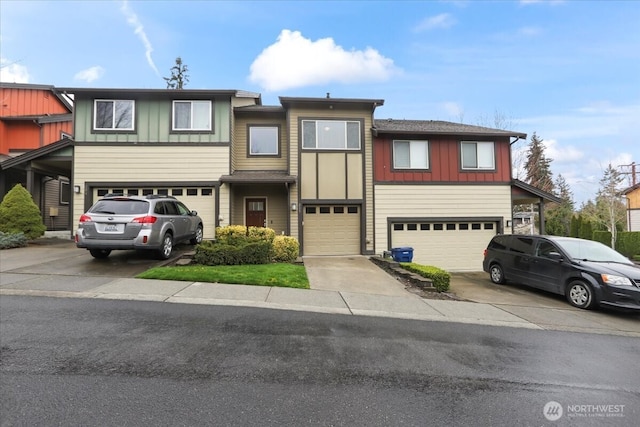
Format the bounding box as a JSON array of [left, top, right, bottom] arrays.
[[101, 193, 176, 200]]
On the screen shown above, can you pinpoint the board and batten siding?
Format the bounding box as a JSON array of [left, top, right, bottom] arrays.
[[373, 184, 512, 254], [72, 145, 229, 225], [232, 116, 288, 171], [73, 98, 231, 144], [288, 106, 375, 252]]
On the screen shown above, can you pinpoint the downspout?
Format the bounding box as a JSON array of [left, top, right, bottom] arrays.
[[508, 136, 522, 234], [34, 119, 43, 148]]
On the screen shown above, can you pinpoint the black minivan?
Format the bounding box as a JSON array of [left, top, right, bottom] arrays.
[[482, 235, 640, 310]]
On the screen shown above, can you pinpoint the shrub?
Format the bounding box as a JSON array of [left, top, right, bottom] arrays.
[[592, 231, 612, 247], [272, 235, 300, 262], [0, 231, 28, 249], [194, 240, 272, 265], [215, 225, 276, 245], [400, 262, 451, 292], [616, 232, 640, 259], [0, 184, 46, 240]]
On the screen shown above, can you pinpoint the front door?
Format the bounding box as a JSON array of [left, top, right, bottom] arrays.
[[246, 198, 266, 228]]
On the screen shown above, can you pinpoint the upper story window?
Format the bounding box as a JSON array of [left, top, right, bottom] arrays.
[[461, 141, 495, 170], [393, 140, 429, 169], [302, 120, 360, 150], [173, 100, 211, 131], [249, 126, 279, 155], [94, 100, 134, 130]]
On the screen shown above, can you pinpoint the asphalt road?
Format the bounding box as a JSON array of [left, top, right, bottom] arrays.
[[1, 296, 639, 427]]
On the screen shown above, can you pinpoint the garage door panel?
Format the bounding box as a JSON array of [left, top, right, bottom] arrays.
[[304, 206, 360, 255], [391, 221, 496, 272]]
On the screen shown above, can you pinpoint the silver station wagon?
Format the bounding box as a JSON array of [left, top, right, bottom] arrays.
[[75, 194, 203, 259]]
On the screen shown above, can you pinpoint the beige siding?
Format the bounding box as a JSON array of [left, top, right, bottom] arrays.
[[300, 153, 317, 199], [347, 153, 363, 199], [72, 145, 229, 229], [317, 153, 346, 199], [229, 185, 288, 235], [629, 209, 640, 232], [233, 116, 288, 171], [374, 184, 512, 255]]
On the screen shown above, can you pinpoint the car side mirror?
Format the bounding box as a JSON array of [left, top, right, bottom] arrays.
[[547, 251, 563, 261], [190, 210, 198, 216]]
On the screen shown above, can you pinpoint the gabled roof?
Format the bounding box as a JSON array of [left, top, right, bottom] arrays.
[[0, 82, 74, 112], [622, 183, 640, 195], [373, 119, 527, 139], [56, 87, 260, 101], [234, 105, 285, 114], [512, 179, 562, 203], [0, 137, 73, 170], [279, 96, 384, 111]]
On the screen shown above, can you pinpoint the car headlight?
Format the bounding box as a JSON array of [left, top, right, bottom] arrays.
[[601, 274, 633, 286]]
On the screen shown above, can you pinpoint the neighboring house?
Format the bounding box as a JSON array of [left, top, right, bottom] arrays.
[[40, 87, 558, 271], [0, 83, 74, 231], [622, 183, 640, 231]]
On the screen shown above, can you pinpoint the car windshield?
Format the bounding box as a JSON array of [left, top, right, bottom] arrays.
[[89, 199, 149, 215], [556, 239, 632, 264]]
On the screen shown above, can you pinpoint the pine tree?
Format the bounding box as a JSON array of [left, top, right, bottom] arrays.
[[163, 57, 189, 89], [524, 132, 554, 193], [544, 174, 575, 236]]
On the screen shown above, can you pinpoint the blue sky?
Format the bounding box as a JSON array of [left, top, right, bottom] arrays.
[[1, 0, 639, 204]]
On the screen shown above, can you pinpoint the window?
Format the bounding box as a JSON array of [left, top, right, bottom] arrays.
[[393, 140, 429, 169], [173, 101, 211, 130], [393, 224, 404, 231], [302, 120, 360, 150], [249, 126, 278, 155], [94, 100, 134, 130], [60, 181, 70, 204], [461, 141, 495, 170]]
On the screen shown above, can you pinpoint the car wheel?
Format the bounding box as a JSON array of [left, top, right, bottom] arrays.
[[566, 280, 595, 309], [190, 225, 203, 245], [89, 249, 111, 259], [157, 233, 173, 260], [489, 264, 506, 284]]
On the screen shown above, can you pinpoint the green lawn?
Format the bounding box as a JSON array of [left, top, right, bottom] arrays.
[[136, 263, 309, 289]]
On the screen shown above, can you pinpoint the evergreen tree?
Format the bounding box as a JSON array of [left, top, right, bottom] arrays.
[[544, 174, 575, 236], [0, 184, 46, 239], [595, 163, 626, 247], [524, 132, 554, 192], [163, 57, 189, 89]]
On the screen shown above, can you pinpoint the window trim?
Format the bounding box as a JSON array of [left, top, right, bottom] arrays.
[[248, 125, 280, 157], [392, 140, 430, 170], [93, 99, 135, 131], [301, 119, 362, 150], [171, 100, 213, 131], [460, 141, 496, 171]]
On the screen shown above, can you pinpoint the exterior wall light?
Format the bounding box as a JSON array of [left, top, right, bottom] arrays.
[[74, 185, 81, 194], [291, 203, 297, 211]]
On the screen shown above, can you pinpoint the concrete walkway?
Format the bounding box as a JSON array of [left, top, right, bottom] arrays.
[[1, 240, 639, 336]]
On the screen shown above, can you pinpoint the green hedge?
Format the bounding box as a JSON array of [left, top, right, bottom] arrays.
[[0, 231, 28, 249], [616, 232, 640, 259], [194, 240, 273, 265], [592, 231, 612, 247], [0, 184, 46, 240], [399, 262, 451, 292], [215, 225, 276, 246]]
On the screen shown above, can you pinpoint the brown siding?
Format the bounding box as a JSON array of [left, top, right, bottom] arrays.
[[374, 136, 512, 183]]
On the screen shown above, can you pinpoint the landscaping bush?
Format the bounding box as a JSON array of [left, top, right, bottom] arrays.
[[0, 184, 46, 240], [616, 231, 640, 259], [194, 240, 272, 265], [215, 225, 276, 246], [0, 231, 28, 249], [592, 231, 612, 247], [272, 235, 299, 262], [399, 262, 451, 292]]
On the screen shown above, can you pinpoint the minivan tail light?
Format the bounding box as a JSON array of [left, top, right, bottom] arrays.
[[79, 214, 92, 222], [132, 215, 158, 224]]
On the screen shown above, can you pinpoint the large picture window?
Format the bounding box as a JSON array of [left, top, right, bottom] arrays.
[[393, 140, 429, 169], [249, 126, 279, 155], [173, 100, 211, 130], [302, 120, 361, 150], [461, 141, 495, 170], [94, 100, 134, 130]]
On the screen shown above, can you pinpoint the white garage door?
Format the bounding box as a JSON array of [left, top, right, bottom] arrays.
[[390, 220, 497, 272], [93, 186, 216, 239], [303, 205, 360, 255]]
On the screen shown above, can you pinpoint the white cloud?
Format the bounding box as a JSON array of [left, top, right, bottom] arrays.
[[249, 30, 398, 92], [0, 58, 30, 83], [542, 138, 584, 163], [74, 66, 105, 83], [441, 101, 464, 119], [413, 13, 456, 32], [120, 0, 160, 76]]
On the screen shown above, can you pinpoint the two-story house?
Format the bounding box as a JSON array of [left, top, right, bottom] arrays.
[[36, 86, 557, 271], [0, 83, 74, 231]]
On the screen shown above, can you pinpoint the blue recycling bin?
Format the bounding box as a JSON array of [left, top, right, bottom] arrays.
[[391, 247, 414, 263]]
